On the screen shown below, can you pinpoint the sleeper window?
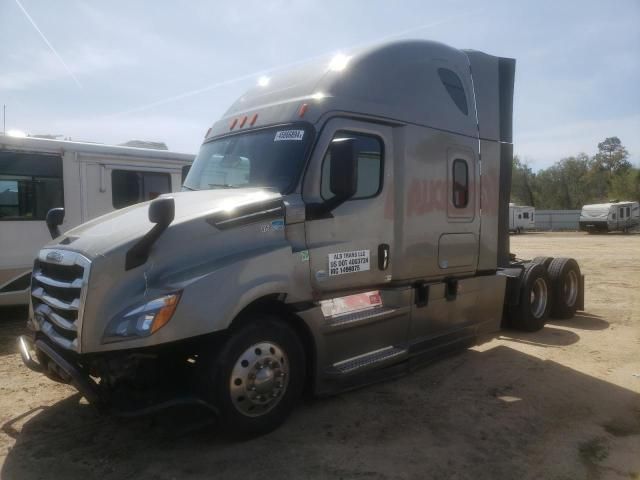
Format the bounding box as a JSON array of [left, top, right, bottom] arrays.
[[321, 132, 383, 200], [452, 159, 469, 208], [112, 170, 171, 209]]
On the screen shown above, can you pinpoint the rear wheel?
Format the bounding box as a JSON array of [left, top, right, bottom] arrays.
[[507, 262, 551, 332], [204, 315, 305, 437], [532, 256, 554, 270], [548, 257, 581, 319]]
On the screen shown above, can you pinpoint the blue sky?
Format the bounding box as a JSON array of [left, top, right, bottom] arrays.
[[1, 0, 638, 170]]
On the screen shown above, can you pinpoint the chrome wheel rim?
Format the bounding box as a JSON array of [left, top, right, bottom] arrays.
[[530, 277, 548, 319], [564, 270, 578, 307], [229, 342, 289, 417]]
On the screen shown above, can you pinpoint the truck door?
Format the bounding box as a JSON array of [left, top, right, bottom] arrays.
[[303, 118, 393, 294]]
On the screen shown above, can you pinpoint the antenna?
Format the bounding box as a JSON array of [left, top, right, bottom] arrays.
[[2, 104, 5, 135]]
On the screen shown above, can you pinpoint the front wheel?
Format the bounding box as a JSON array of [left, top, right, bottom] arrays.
[[204, 316, 305, 437]]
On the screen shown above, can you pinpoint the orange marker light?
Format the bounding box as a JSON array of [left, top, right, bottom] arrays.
[[239, 116, 248, 128], [298, 103, 309, 117], [249, 113, 258, 126], [150, 293, 181, 334], [229, 118, 238, 130]]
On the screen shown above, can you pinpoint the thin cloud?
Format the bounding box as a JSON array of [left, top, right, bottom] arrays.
[[107, 9, 483, 118], [13, 0, 83, 88]]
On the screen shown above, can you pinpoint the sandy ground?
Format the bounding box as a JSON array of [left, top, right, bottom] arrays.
[[0, 232, 638, 480]]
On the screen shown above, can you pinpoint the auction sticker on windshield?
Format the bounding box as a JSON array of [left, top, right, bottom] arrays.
[[328, 250, 370, 276], [274, 130, 305, 141]]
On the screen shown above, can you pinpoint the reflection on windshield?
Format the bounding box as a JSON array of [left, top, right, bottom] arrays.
[[183, 126, 312, 194]]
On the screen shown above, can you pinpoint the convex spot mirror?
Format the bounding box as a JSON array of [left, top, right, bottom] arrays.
[[329, 138, 358, 200]]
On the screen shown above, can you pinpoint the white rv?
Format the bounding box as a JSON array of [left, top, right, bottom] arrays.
[[509, 203, 535, 233], [579, 201, 640, 233], [0, 135, 194, 305]]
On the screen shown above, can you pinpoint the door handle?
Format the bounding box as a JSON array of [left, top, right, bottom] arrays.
[[378, 244, 389, 270]]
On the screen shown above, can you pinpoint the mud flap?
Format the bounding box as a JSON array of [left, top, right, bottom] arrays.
[[577, 274, 585, 311]]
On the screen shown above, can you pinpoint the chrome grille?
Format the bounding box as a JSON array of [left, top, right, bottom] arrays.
[[31, 249, 91, 352]]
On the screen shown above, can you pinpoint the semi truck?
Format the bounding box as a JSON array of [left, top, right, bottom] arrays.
[[18, 40, 584, 436], [579, 201, 640, 233], [0, 135, 194, 306]]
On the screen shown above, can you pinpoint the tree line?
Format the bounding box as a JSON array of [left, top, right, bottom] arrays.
[[511, 137, 640, 209]]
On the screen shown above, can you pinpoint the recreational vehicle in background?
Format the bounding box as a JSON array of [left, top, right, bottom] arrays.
[[509, 203, 535, 233], [0, 135, 194, 305], [579, 201, 640, 233]]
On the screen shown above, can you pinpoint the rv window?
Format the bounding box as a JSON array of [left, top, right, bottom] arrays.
[[321, 132, 383, 200], [626, 207, 630, 217], [438, 68, 468, 115], [523, 212, 529, 219], [0, 152, 64, 221], [112, 170, 171, 209], [452, 159, 468, 208]]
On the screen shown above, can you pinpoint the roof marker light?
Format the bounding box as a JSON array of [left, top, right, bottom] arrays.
[[239, 116, 248, 128], [257, 76, 270, 87], [229, 118, 238, 130], [298, 103, 308, 117], [311, 92, 326, 100], [250, 113, 258, 126]]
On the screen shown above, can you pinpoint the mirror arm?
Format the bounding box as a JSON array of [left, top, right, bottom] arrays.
[[125, 222, 168, 270], [305, 195, 349, 220]]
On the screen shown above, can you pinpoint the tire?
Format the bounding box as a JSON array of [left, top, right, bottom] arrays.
[[204, 315, 305, 437], [547, 257, 581, 319], [507, 262, 551, 332], [532, 256, 554, 270]]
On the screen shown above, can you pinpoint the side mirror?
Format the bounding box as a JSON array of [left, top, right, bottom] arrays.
[[329, 138, 358, 200], [149, 197, 175, 226], [46, 208, 65, 239], [126, 197, 175, 270]]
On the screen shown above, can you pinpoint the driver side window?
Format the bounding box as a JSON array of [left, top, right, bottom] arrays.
[[321, 132, 383, 200]]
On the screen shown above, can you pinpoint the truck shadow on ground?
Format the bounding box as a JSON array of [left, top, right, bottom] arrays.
[[0, 307, 29, 358], [2, 330, 639, 480], [547, 312, 610, 331]]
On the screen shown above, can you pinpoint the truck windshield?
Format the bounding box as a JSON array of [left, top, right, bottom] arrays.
[[183, 125, 313, 193]]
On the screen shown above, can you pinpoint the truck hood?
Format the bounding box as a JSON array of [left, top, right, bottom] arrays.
[[49, 188, 282, 258]]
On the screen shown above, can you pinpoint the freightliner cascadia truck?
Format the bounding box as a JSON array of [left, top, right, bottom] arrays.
[[18, 40, 584, 436]]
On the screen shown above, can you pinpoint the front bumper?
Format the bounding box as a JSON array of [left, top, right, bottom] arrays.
[[19, 335, 100, 403], [18, 333, 219, 417]]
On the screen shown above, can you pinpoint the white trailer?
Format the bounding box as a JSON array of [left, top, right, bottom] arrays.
[[579, 201, 640, 233], [509, 203, 535, 233], [0, 135, 194, 305]]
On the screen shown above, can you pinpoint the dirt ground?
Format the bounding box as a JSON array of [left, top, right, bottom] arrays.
[[0, 232, 638, 480]]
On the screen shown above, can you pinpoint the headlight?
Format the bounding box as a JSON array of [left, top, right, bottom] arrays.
[[103, 292, 181, 343]]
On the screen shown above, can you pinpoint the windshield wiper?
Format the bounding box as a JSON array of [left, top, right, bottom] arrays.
[[182, 185, 197, 191]]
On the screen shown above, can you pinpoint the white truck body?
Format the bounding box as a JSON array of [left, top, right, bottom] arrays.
[[0, 135, 194, 305]]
